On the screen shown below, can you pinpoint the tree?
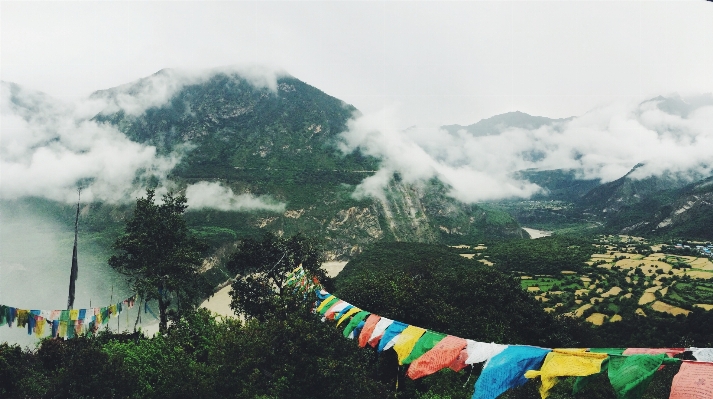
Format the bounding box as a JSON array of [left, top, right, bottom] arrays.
[[227, 233, 327, 320], [109, 189, 209, 332]]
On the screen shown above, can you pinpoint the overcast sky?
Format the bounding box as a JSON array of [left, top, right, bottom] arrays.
[[2, 1, 712, 128]]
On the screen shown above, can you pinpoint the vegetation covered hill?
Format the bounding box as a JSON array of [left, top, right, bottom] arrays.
[[335, 242, 594, 348], [578, 167, 713, 240], [495, 164, 713, 240]]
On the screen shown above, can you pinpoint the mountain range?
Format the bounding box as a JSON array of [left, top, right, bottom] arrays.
[[4, 69, 711, 269]]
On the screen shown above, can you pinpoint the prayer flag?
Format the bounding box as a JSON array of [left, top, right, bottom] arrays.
[[324, 301, 348, 320], [471, 345, 551, 399], [669, 361, 713, 399], [333, 305, 355, 321], [407, 335, 468, 380], [464, 340, 508, 365], [691, 348, 713, 363], [402, 331, 446, 366], [316, 295, 337, 313], [524, 349, 607, 399], [607, 354, 679, 399], [393, 325, 427, 365], [623, 348, 685, 357], [336, 307, 361, 327], [342, 311, 370, 338], [368, 318, 394, 348], [358, 315, 381, 348], [377, 321, 408, 352]]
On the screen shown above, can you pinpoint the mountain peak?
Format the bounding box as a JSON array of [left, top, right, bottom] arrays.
[[441, 111, 571, 136]]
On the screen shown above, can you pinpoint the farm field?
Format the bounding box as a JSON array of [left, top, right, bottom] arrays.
[[514, 235, 713, 324]]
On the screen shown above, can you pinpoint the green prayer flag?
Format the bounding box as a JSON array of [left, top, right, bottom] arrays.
[[607, 354, 680, 399], [401, 330, 447, 365], [60, 310, 70, 322], [317, 297, 340, 315], [343, 311, 370, 338], [573, 349, 631, 394]]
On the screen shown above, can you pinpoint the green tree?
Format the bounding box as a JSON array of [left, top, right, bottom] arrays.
[[227, 233, 327, 321], [109, 189, 209, 332]]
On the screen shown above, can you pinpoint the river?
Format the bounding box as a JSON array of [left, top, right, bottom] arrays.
[[522, 227, 553, 239]]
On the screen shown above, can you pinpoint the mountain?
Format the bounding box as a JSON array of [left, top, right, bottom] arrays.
[[441, 111, 570, 136], [577, 165, 713, 239], [513, 168, 601, 202], [88, 69, 525, 259]]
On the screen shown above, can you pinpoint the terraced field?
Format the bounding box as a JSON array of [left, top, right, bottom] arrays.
[[517, 235, 713, 324]]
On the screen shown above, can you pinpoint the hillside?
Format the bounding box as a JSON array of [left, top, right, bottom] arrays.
[[57, 70, 526, 259], [578, 165, 713, 239]]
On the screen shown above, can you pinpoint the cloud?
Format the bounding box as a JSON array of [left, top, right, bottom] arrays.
[[339, 108, 542, 202], [0, 82, 181, 204], [0, 65, 288, 205], [91, 65, 286, 117], [339, 95, 713, 202], [184, 181, 285, 213]]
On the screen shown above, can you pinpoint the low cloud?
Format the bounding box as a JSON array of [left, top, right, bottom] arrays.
[[1, 82, 180, 204], [92, 65, 285, 117], [339, 95, 713, 202], [185, 181, 285, 213]]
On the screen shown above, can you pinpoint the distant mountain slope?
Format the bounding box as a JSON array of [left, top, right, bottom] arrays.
[[578, 165, 713, 240], [513, 169, 601, 202], [441, 111, 570, 136], [89, 69, 525, 258]]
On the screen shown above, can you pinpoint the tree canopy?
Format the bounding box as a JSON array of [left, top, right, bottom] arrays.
[[227, 233, 328, 320], [335, 242, 595, 348], [109, 189, 209, 332]]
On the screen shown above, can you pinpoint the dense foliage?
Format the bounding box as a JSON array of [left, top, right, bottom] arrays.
[[0, 309, 387, 399], [486, 236, 595, 275], [227, 233, 329, 320]]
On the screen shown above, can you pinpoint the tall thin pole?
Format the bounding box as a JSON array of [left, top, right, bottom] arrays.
[[67, 188, 81, 310]]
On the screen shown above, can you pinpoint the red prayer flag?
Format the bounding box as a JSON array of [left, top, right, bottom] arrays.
[[407, 335, 468, 379], [669, 361, 713, 399]]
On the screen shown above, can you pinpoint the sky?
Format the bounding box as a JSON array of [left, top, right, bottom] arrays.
[[2, 1, 712, 128], [1, 1, 713, 205]]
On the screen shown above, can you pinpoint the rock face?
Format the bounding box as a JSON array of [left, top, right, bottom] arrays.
[[89, 69, 525, 258]]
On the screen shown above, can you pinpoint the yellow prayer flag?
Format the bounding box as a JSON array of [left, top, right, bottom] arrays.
[[524, 349, 607, 399], [35, 318, 46, 337], [69, 309, 79, 320], [393, 326, 427, 365], [58, 321, 68, 338], [336, 307, 361, 327]]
